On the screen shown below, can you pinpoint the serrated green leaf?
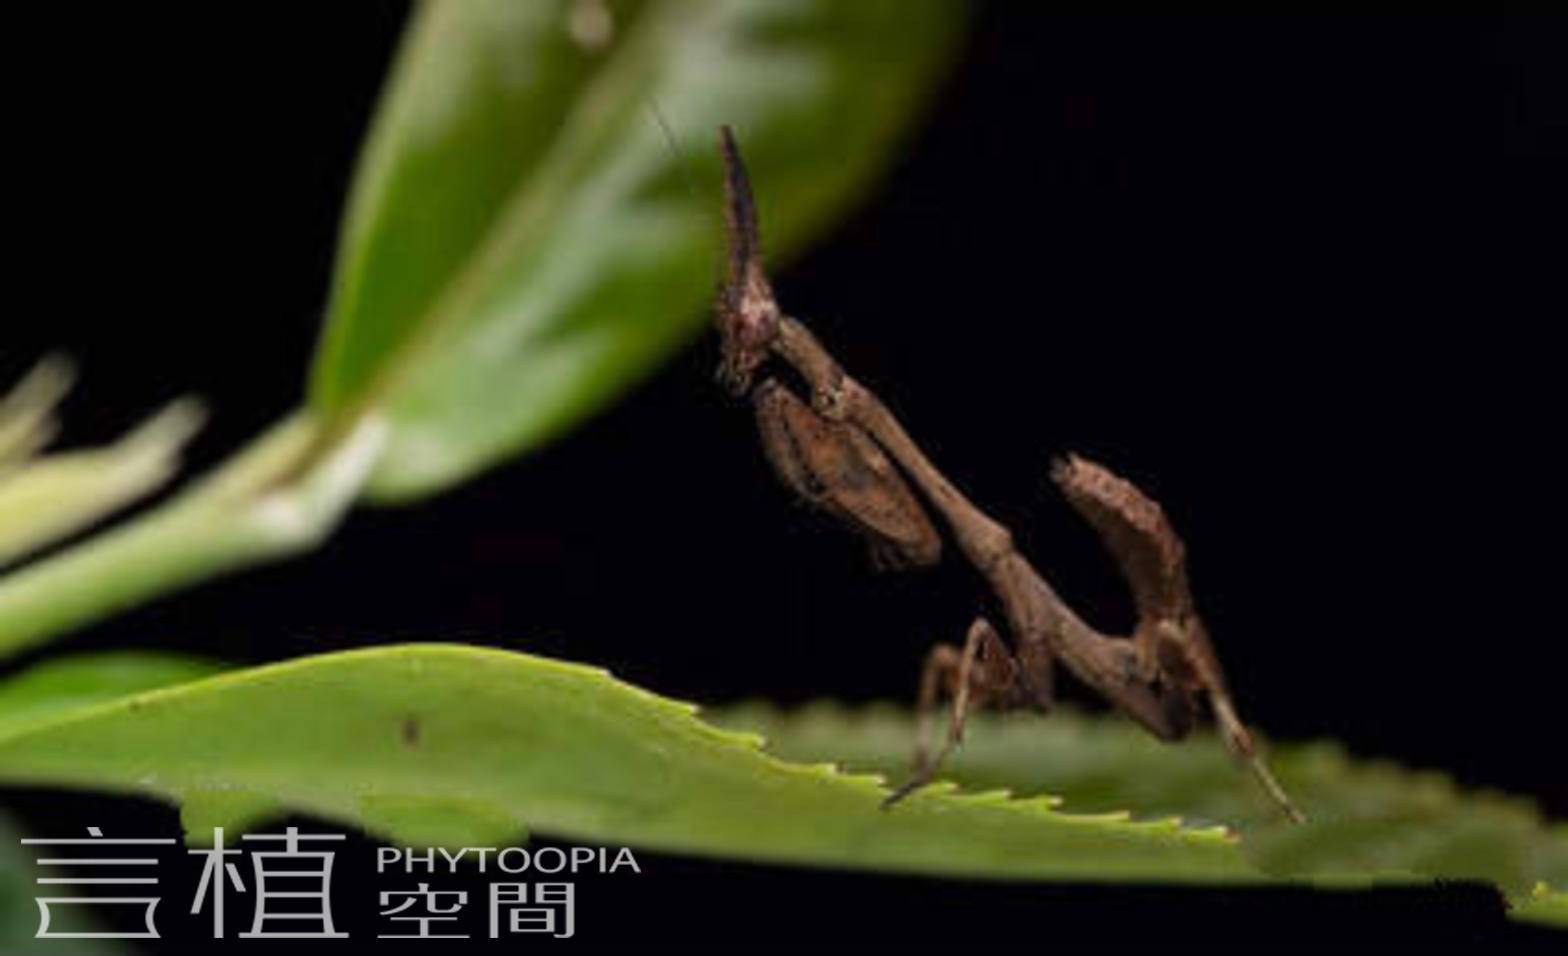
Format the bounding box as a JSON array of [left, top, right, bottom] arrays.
[[0, 645, 1252, 882], [309, 0, 964, 501], [710, 703, 1568, 921], [6, 648, 1557, 929]]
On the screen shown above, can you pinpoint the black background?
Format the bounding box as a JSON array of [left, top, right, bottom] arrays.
[[4, 7, 1564, 953]]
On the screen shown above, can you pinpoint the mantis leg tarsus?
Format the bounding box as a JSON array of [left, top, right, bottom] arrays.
[[885, 617, 1026, 809]]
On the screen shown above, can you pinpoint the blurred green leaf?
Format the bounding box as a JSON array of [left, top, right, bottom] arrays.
[[0, 645, 1254, 884], [0, 0, 962, 655], [1515, 884, 1568, 929], [0, 400, 203, 570], [311, 0, 964, 501], [0, 356, 72, 470], [0, 651, 222, 737]]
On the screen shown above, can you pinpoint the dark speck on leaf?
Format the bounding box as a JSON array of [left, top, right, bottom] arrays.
[[401, 717, 420, 748]]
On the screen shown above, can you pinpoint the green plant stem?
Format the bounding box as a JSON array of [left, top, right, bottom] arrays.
[[0, 413, 385, 659]]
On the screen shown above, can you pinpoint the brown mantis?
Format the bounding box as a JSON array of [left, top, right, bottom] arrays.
[[712, 126, 1304, 823]]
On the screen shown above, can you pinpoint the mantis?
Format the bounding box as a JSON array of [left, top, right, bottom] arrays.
[[711, 126, 1303, 823]]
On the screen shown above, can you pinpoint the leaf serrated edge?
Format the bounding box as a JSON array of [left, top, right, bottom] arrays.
[[0, 643, 1243, 855]]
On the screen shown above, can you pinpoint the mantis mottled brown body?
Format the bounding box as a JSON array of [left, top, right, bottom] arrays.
[[712, 126, 1303, 823]]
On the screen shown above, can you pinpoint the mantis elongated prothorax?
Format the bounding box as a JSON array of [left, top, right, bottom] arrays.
[[713, 125, 1303, 824]]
